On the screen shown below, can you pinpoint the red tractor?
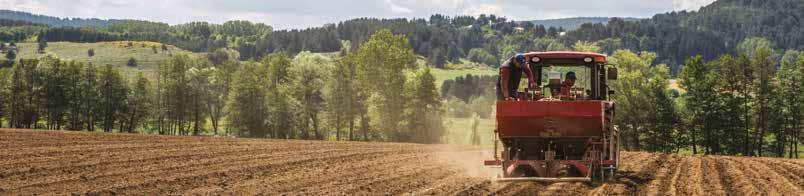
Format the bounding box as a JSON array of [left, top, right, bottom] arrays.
[[484, 51, 619, 182]]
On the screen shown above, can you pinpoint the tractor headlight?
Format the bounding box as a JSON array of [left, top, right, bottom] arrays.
[[531, 57, 541, 63], [584, 57, 593, 63]]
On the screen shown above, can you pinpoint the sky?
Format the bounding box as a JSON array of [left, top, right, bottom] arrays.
[[0, 0, 717, 29]]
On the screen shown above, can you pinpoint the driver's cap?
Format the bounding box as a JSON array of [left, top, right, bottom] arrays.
[[515, 53, 526, 64]]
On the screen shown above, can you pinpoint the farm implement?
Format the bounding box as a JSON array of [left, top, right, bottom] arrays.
[[485, 51, 620, 182]]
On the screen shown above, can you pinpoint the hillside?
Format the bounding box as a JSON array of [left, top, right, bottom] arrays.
[[14, 41, 200, 77], [0, 9, 126, 27], [526, 17, 641, 30], [1, 128, 801, 195], [3, 0, 802, 70]]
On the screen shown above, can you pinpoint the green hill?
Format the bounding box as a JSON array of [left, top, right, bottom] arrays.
[[526, 17, 641, 30], [0, 9, 127, 27], [14, 41, 201, 77]]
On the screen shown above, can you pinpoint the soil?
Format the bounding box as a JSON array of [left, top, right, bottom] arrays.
[[1, 129, 802, 195]]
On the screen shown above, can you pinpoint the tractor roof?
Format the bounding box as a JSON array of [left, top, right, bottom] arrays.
[[523, 51, 607, 63]]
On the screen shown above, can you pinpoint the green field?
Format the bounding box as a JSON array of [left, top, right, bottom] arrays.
[[15, 41, 200, 77], [442, 117, 496, 147]]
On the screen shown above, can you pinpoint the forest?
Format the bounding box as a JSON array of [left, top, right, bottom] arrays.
[[2, 0, 802, 71]]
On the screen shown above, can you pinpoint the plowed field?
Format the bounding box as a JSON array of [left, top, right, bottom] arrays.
[[1, 128, 802, 195]]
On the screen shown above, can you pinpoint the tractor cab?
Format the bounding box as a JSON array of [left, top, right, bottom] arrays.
[[485, 51, 620, 182], [517, 51, 617, 101]]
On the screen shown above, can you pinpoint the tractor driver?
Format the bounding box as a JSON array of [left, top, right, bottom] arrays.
[[497, 54, 538, 100], [558, 71, 577, 97]]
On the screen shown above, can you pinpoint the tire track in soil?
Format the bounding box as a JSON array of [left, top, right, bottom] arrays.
[[674, 156, 704, 196], [728, 157, 800, 195], [713, 156, 762, 195], [539, 182, 590, 195], [4, 142, 288, 185], [645, 154, 681, 195], [491, 182, 544, 195], [99, 150, 393, 195], [629, 153, 666, 195], [222, 151, 428, 195], [587, 152, 634, 195], [7, 146, 334, 194], [750, 158, 804, 187], [339, 160, 456, 195], [412, 175, 489, 195], [757, 159, 804, 180], [0, 141, 262, 178], [699, 156, 727, 195]]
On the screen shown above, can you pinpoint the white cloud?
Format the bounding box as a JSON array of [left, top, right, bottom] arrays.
[[672, 0, 716, 11], [462, 3, 503, 17], [387, 0, 413, 14], [0, 0, 51, 16]]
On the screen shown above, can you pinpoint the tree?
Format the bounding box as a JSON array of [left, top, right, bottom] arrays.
[[40, 56, 68, 130], [745, 39, 776, 156], [260, 52, 297, 139], [87, 48, 95, 57], [186, 59, 213, 135], [775, 52, 802, 158], [6, 59, 42, 128], [351, 29, 416, 141], [226, 62, 268, 137], [97, 64, 128, 132], [573, 40, 600, 53], [127, 57, 138, 67], [609, 50, 661, 151], [403, 68, 444, 143], [81, 63, 99, 131], [158, 54, 193, 135], [290, 52, 331, 139], [467, 48, 497, 66], [64, 61, 84, 130], [205, 61, 235, 135], [127, 73, 151, 133], [644, 64, 680, 152], [329, 54, 365, 141], [37, 37, 47, 54], [5, 49, 16, 64], [0, 68, 9, 127]]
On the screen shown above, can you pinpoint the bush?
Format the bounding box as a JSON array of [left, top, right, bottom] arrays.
[[126, 57, 137, 67], [469, 96, 494, 118], [467, 48, 497, 66], [446, 97, 472, 118]]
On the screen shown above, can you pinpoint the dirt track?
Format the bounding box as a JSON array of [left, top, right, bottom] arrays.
[[1, 129, 802, 195]]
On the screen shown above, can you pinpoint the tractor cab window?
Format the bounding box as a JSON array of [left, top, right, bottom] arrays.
[[538, 65, 591, 100]]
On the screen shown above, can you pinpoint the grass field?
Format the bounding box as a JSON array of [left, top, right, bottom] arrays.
[[15, 41, 200, 77], [442, 117, 496, 147]]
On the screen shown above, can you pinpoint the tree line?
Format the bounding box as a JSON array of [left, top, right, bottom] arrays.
[[610, 37, 803, 158], [0, 29, 445, 143]]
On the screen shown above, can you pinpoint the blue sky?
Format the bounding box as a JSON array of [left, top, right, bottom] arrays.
[[0, 0, 716, 29]]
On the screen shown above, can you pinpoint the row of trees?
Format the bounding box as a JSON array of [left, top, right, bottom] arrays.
[[611, 37, 803, 158], [0, 29, 445, 143], [0, 57, 139, 131]]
